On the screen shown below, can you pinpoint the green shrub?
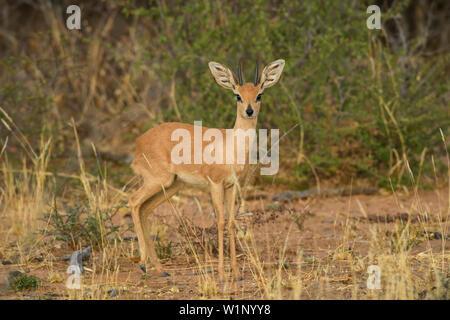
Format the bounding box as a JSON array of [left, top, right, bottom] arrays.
[[157, 240, 173, 260], [120, 0, 449, 188], [40, 197, 129, 249], [1, 1, 448, 189], [8, 273, 41, 292]]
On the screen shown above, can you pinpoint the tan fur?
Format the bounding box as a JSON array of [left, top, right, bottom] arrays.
[[129, 60, 285, 281]]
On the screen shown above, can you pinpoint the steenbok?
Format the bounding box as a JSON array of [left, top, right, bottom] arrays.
[[129, 59, 285, 281]]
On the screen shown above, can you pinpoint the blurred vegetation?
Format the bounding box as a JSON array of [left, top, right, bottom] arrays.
[[8, 272, 41, 292], [0, 0, 449, 191], [40, 197, 129, 249]]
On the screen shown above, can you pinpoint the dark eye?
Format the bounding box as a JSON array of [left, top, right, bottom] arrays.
[[256, 94, 262, 102], [236, 95, 242, 103]]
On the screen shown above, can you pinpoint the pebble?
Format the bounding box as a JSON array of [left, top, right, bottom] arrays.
[[108, 289, 119, 297]]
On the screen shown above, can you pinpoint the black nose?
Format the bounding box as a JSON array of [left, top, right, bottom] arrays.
[[246, 105, 254, 117]]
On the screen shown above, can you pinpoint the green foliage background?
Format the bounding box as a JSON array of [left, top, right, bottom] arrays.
[[0, 0, 449, 189], [122, 0, 449, 188]]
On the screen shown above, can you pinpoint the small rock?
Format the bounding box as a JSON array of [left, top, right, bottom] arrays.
[[236, 277, 244, 281], [108, 289, 119, 297], [69, 246, 91, 274], [425, 231, 444, 239], [160, 271, 170, 277], [2, 260, 12, 265], [139, 264, 147, 273]]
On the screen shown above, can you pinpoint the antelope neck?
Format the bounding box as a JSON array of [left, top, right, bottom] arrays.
[[233, 114, 257, 131]]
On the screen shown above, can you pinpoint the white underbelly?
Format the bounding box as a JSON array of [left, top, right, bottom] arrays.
[[176, 173, 208, 187]]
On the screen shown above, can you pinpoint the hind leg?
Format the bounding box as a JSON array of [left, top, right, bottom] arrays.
[[129, 174, 177, 272], [139, 179, 184, 271], [129, 182, 162, 272]]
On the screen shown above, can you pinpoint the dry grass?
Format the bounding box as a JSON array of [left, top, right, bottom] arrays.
[[0, 1, 449, 300], [0, 109, 448, 299]]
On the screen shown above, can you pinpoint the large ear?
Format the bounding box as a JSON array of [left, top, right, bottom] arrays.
[[259, 59, 285, 90], [208, 61, 237, 90]]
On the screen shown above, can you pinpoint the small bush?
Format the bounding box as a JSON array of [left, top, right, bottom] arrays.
[[9, 273, 41, 292], [40, 198, 129, 249], [388, 221, 423, 253], [157, 240, 173, 260]]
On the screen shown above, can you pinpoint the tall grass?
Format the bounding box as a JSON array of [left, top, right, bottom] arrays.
[[0, 0, 448, 300], [1, 1, 448, 189], [1, 108, 51, 243]]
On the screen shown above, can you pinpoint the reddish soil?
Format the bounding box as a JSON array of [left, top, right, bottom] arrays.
[[1, 187, 449, 299]]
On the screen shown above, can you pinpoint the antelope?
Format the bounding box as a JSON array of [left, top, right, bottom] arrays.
[[129, 59, 285, 281]]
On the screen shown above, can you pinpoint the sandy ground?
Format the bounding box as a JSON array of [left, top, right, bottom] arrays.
[[0, 187, 448, 300]]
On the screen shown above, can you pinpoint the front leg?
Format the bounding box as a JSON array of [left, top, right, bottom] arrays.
[[238, 166, 252, 213], [225, 184, 239, 280], [209, 181, 225, 281]]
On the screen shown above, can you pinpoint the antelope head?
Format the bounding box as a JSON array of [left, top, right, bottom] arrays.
[[208, 59, 285, 120]]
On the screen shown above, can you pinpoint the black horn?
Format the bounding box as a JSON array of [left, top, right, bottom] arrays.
[[237, 60, 243, 86], [254, 60, 259, 86]]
